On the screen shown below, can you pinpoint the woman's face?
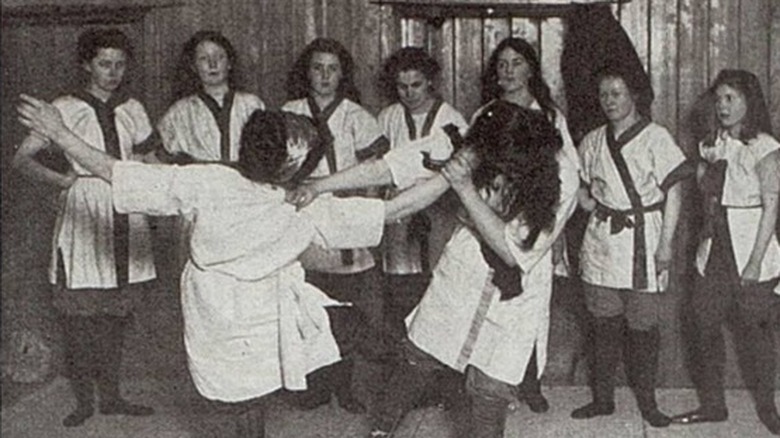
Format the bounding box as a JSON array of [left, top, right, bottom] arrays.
[[84, 48, 127, 95], [599, 76, 637, 124], [496, 47, 532, 95], [479, 174, 510, 218], [714, 84, 748, 134], [194, 40, 230, 87], [396, 69, 434, 114], [308, 51, 342, 99]]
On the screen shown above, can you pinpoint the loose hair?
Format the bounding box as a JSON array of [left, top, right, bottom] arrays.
[[173, 31, 240, 100], [699, 69, 772, 146], [378, 47, 441, 102], [481, 38, 557, 123], [467, 100, 562, 249], [593, 63, 654, 119], [286, 38, 361, 103]]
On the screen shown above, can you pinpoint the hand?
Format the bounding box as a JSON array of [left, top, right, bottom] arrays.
[[17, 94, 66, 141], [740, 260, 761, 286], [441, 150, 474, 194], [654, 242, 672, 275], [61, 169, 78, 189], [285, 184, 319, 210]]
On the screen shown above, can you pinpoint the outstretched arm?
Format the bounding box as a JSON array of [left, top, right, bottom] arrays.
[[383, 174, 450, 223], [17, 94, 116, 182], [13, 132, 76, 189]]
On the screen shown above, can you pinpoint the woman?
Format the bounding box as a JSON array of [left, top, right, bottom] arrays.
[[573, 65, 691, 427], [671, 70, 780, 435], [477, 37, 581, 413], [158, 30, 265, 162], [294, 100, 566, 438], [18, 98, 451, 437], [156, 31, 265, 271], [282, 37, 388, 413], [12, 28, 156, 427]]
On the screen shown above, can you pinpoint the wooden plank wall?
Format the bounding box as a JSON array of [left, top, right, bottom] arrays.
[[2, 0, 779, 387]]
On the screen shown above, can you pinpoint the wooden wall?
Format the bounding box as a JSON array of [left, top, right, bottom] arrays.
[[2, 0, 779, 388]]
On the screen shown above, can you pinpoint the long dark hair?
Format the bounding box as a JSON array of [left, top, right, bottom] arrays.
[[481, 38, 557, 123], [698, 69, 772, 146], [286, 38, 361, 103], [173, 31, 240, 100]]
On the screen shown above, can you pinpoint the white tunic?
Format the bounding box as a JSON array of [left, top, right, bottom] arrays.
[[383, 107, 581, 383], [579, 122, 686, 292], [695, 132, 780, 286], [47, 96, 156, 289], [282, 98, 385, 274], [158, 91, 265, 161], [112, 162, 385, 402], [378, 101, 468, 274]]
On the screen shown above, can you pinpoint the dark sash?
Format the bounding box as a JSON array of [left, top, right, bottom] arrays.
[[77, 90, 132, 287], [306, 95, 354, 265], [605, 117, 652, 290], [197, 89, 236, 161]]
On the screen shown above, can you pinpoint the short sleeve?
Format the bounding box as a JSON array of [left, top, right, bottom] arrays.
[[578, 131, 599, 184], [648, 127, 686, 186], [351, 106, 385, 152], [125, 99, 153, 145], [382, 130, 453, 190], [757, 148, 780, 195], [301, 196, 385, 249]]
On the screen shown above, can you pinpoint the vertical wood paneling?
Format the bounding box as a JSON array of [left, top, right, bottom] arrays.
[[511, 17, 540, 55], [771, 0, 780, 136], [648, 0, 678, 135], [430, 19, 456, 106], [739, 0, 771, 96], [350, 0, 384, 112], [482, 17, 511, 67], [619, 0, 650, 72], [454, 17, 482, 118], [676, 0, 710, 152], [402, 18, 428, 47], [708, 0, 740, 82], [540, 17, 566, 112]]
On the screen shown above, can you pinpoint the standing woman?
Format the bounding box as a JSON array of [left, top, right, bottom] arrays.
[[671, 70, 780, 435], [376, 47, 468, 340], [573, 65, 691, 427], [158, 30, 265, 163], [12, 28, 156, 427], [282, 37, 388, 413], [477, 37, 581, 413], [157, 31, 265, 270]]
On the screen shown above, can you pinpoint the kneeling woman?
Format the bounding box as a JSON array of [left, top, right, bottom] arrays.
[[295, 101, 572, 438], [17, 98, 451, 438]]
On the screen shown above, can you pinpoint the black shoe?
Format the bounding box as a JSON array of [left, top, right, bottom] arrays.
[[296, 391, 331, 410], [758, 410, 780, 435], [99, 399, 154, 416], [522, 392, 550, 413], [641, 408, 671, 428], [337, 393, 366, 414], [571, 402, 615, 419], [63, 406, 94, 427], [670, 408, 728, 425]]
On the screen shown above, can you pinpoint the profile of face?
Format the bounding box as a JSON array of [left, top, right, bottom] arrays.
[[598, 76, 637, 124], [194, 40, 230, 88], [479, 174, 511, 218], [396, 69, 434, 114], [496, 47, 532, 95], [84, 48, 127, 95], [308, 51, 342, 99], [714, 84, 748, 135]]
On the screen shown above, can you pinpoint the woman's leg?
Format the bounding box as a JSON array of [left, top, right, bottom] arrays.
[[735, 279, 780, 435], [200, 395, 267, 438], [514, 347, 549, 413], [572, 284, 625, 419], [623, 291, 669, 427], [466, 366, 515, 438], [61, 315, 97, 427]]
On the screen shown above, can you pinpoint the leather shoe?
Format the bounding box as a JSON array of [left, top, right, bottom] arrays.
[[757, 410, 780, 435], [671, 408, 728, 425], [523, 392, 550, 413], [63, 406, 94, 427], [571, 402, 615, 419]]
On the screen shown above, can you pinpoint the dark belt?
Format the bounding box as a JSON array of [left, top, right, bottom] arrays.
[[594, 201, 664, 235]]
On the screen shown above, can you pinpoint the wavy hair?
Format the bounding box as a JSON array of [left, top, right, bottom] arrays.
[[286, 38, 361, 103], [481, 38, 557, 123], [467, 100, 562, 249], [378, 47, 441, 102], [173, 31, 241, 100]]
